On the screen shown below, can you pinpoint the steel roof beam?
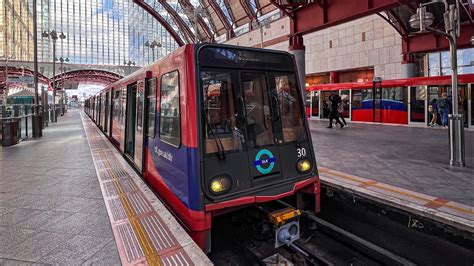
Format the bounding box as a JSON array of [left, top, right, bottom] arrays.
[[133, 0, 185, 46], [178, 0, 215, 42], [240, 0, 256, 21], [157, 0, 195, 43], [403, 23, 474, 54], [207, 0, 235, 38], [272, 0, 404, 35]]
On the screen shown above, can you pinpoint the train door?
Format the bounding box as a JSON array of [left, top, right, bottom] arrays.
[[409, 86, 427, 125], [100, 93, 105, 130], [320, 91, 332, 119], [104, 91, 110, 134], [125, 83, 137, 159], [97, 95, 101, 124], [373, 86, 382, 123], [241, 71, 282, 180], [134, 80, 145, 172], [201, 69, 253, 192], [339, 89, 350, 121], [470, 83, 473, 128], [310, 91, 319, 119], [444, 85, 468, 128], [143, 78, 157, 178], [92, 97, 95, 120]]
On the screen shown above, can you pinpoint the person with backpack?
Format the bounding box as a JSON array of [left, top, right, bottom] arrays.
[[438, 92, 449, 127]]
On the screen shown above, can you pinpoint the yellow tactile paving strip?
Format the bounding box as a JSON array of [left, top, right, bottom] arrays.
[[318, 167, 474, 232], [80, 113, 211, 266]]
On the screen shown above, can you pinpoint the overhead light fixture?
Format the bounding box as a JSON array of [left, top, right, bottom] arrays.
[[409, 6, 434, 30]]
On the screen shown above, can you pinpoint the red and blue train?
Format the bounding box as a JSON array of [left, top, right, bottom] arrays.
[[307, 74, 474, 126], [85, 44, 320, 252]]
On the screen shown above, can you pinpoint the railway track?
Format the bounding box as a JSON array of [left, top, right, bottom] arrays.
[[209, 190, 473, 266], [209, 201, 415, 265]]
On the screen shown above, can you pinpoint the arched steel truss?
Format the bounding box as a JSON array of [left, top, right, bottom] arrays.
[[0, 66, 50, 93], [51, 69, 123, 87]]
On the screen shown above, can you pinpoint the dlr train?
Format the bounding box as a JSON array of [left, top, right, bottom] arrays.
[[85, 44, 320, 252]]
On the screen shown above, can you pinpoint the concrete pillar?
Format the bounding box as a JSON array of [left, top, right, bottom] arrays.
[[329, 71, 340, 83], [289, 34, 306, 98]]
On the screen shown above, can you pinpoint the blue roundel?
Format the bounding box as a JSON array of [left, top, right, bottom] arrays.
[[254, 149, 276, 174]]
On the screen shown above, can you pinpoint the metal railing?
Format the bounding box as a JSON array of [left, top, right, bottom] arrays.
[[1, 104, 36, 145]]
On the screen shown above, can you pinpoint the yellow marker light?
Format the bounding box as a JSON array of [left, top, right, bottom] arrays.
[[210, 176, 231, 194], [297, 159, 312, 173]]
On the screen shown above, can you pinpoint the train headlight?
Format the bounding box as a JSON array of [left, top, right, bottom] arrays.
[[296, 158, 312, 173], [210, 176, 231, 194]]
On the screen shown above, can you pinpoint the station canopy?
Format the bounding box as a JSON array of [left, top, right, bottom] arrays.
[[135, 0, 473, 50], [134, 0, 281, 44]]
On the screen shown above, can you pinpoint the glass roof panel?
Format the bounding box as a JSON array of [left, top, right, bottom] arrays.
[[216, 0, 234, 27]]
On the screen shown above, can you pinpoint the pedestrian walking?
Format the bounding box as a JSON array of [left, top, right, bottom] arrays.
[[428, 98, 438, 127], [438, 92, 449, 127], [337, 97, 348, 127], [327, 92, 344, 128]]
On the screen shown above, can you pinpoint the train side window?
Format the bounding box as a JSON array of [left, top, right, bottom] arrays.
[[146, 78, 157, 138], [159, 71, 180, 147]]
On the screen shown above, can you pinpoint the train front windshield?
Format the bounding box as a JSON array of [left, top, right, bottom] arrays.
[[198, 46, 314, 200]]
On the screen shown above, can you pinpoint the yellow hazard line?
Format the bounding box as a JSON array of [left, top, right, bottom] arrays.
[[95, 145, 161, 265]]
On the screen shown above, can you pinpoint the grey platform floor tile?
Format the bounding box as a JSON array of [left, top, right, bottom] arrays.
[[37, 235, 111, 265], [81, 241, 121, 266], [0, 193, 23, 204], [22, 195, 75, 211], [3, 231, 71, 262], [48, 212, 113, 238], [0, 258, 51, 266], [15, 210, 75, 231], [0, 227, 38, 255], [53, 198, 106, 214], [0, 206, 15, 216], [0, 209, 43, 228]]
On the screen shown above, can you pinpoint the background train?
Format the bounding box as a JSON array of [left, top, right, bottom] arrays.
[[306, 74, 474, 127], [85, 44, 320, 252]]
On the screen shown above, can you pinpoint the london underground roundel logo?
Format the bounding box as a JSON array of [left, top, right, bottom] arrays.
[[254, 149, 276, 174]]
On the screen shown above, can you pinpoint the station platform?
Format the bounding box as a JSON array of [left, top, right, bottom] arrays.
[[310, 120, 473, 232], [0, 110, 211, 265]]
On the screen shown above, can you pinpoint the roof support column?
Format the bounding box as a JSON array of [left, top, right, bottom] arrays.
[[289, 34, 306, 97], [401, 39, 417, 78]]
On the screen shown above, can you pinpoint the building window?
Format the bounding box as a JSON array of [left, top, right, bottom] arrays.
[[428, 47, 474, 76], [159, 71, 180, 147]]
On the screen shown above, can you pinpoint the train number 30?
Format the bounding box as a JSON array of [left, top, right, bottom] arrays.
[[297, 148, 307, 157]]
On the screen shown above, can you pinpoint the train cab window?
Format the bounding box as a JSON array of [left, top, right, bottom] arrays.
[[242, 72, 274, 147], [202, 70, 244, 154], [146, 78, 157, 137], [159, 71, 180, 147], [274, 74, 304, 142]]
